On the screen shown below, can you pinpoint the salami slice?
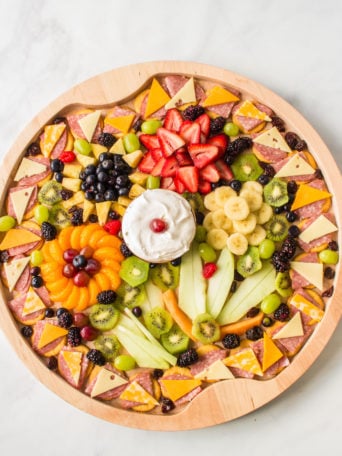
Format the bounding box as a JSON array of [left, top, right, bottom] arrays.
[[84, 364, 128, 400], [16, 156, 51, 186], [8, 293, 45, 324], [6, 185, 38, 220], [175, 386, 201, 406], [58, 345, 90, 389], [13, 263, 30, 292], [207, 102, 236, 118], [50, 128, 68, 159], [235, 115, 264, 132], [228, 366, 254, 379], [190, 349, 227, 376], [294, 179, 330, 220], [290, 252, 319, 289], [35, 286, 52, 307], [271, 152, 316, 182], [254, 102, 273, 117], [7, 241, 40, 258], [67, 113, 102, 142], [252, 142, 288, 163], [297, 213, 335, 252], [162, 75, 189, 97]]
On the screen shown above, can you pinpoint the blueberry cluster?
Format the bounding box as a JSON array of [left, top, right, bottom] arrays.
[[79, 153, 132, 202]]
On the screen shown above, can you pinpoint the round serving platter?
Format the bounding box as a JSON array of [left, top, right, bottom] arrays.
[[0, 61, 341, 431]]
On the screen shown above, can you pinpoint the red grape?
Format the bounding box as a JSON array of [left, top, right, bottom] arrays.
[[63, 263, 77, 278], [73, 312, 89, 327], [84, 258, 101, 275], [150, 218, 168, 233], [63, 248, 79, 263], [80, 246, 94, 259], [80, 325, 98, 341], [73, 270, 90, 287]]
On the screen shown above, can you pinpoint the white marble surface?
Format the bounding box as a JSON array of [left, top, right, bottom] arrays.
[[0, 0, 341, 454]]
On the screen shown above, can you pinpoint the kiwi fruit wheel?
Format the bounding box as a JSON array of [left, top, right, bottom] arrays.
[[143, 306, 173, 338], [89, 304, 119, 331], [150, 262, 180, 291], [182, 191, 205, 212], [49, 205, 71, 229], [116, 283, 146, 308], [119, 256, 149, 287], [236, 246, 262, 278], [266, 215, 289, 242], [231, 153, 263, 181], [94, 334, 121, 361], [38, 181, 63, 205], [275, 271, 293, 297], [192, 313, 220, 344], [263, 178, 289, 207], [161, 325, 190, 355]]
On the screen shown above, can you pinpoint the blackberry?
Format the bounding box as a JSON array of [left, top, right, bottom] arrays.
[[58, 311, 73, 328], [89, 214, 98, 223], [209, 116, 225, 134], [152, 369, 164, 380], [47, 356, 58, 370], [45, 308, 54, 318], [56, 307, 68, 317], [87, 349, 106, 366], [272, 251, 290, 272], [41, 221, 57, 241], [261, 164, 276, 177], [71, 208, 83, 226], [67, 327, 82, 347], [287, 180, 298, 195], [288, 225, 300, 238], [328, 240, 338, 251], [31, 276, 43, 288], [98, 132, 116, 148], [246, 326, 264, 341], [294, 139, 307, 152], [26, 142, 41, 157], [222, 333, 240, 349], [270, 116, 286, 132], [120, 243, 133, 258], [97, 290, 117, 304], [183, 104, 205, 121], [246, 307, 260, 318], [281, 237, 297, 259], [61, 189, 73, 200], [225, 137, 252, 161], [161, 397, 175, 413], [0, 250, 9, 263], [177, 348, 199, 367], [195, 210, 205, 225], [21, 326, 33, 338], [274, 303, 290, 321]]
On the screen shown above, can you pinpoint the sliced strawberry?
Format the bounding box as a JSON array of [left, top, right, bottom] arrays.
[[175, 150, 193, 167], [180, 122, 201, 145], [138, 152, 156, 173], [139, 134, 160, 150], [198, 180, 212, 195], [161, 177, 176, 191], [215, 159, 234, 181], [188, 144, 220, 169], [157, 128, 185, 157], [151, 156, 167, 176], [195, 113, 210, 137], [177, 166, 199, 193], [161, 156, 179, 177], [163, 108, 184, 132], [208, 134, 228, 157], [173, 175, 187, 193], [151, 148, 164, 161], [199, 163, 220, 183]]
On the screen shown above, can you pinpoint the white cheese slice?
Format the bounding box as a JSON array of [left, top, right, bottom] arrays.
[[91, 368, 128, 398], [254, 126, 291, 153], [14, 158, 47, 181], [290, 261, 324, 290], [78, 110, 101, 142], [299, 214, 338, 244], [4, 257, 31, 292], [164, 77, 196, 109], [10, 186, 35, 223], [275, 154, 315, 177], [195, 359, 234, 380], [22, 287, 46, 316], [273, 312, 304, 339]]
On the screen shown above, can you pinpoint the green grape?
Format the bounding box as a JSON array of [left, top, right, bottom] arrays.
[[259, 239, 275, 259], [319, 249, 339, 265], [223, 122, 239, 137], [146, 175, 160, 189], [31, 250, 43, 266], [199, 242, 217, 262], [260, 293, 281, 314], [141, 119, 162, 135], [114, 354, 136, 371], [123, 133, 140, 153], [194, 226, 207, 243], [34, 205, 50, 224], [74, 138, 92, 156], [0, 215, 16, 232]]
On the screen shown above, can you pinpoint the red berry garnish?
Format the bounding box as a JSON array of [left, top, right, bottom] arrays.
[[63, 263, 77, 278], [202, 262, 217, 279], [80, 325, 98, 341], [63, 248, 79, 263], [73, 312, 89, 327], [73, 270, 90, 287], [84, 258, 101, 275], [104, 220, 121, 235], [150, 218, 168, 233], [59, 151, 76, 163], [80, 246, 94, 259]]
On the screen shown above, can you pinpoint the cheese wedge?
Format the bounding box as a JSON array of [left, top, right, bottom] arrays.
[[254, 126, 291, 153], [104, 114, 135, 134], [290, 261, 323, 290], [96, 201, 111, 226], [299, 214, 338, 244], [10, 186, 35, 224], [202, 85, 240, 107], [22, 287, 46, 316], [0, 228, 41, 251], [119, 381, 159, 406], [144, 78, 171, 118], [273, 312, 304, 339], [159, 378, 201, 402], [224, 348, 263, 376], [194, 359, 234, 380], [165, 77, 196, 109], [275, 154, 316, 178], [234, 100, 271, 121], [3, 256, 30, 292], [42, 124, 66, 157], [262, 332, 284, 371], [289, 293, 324, 324], [291, 184, 331, 211], [91, 368, 128, 398], [37, 323, 68, 349], [78, 110, 101, 142], [60, 350, 83, 386], [14, 157, 47, 182], [83, 200, 95, 223], [109, 137, 125, 154]]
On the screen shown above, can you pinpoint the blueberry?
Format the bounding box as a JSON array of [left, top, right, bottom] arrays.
[[116, 175, 129, 187], [118, 187, 129, 196], [50, 159, 64, 172], [288, 225, 300, 238], [30, 266, 41, 276], [95, 193, 105, 203], [107, 177, 116, 186], [56, 307, 68, 317], [286, 211, 297, 223], [97, 172, 109, 183], [99, 152, 111, 162], [104, 189, 116, 201], [81, 182, 89, 191], [171, 257, 181, 266], [85, 191, 95, 201], [21, 326, 33, 338], [79, 170, 87, 180], [85, 164, 96, 175], [229, 179, 242, 192], [54, 172, 63, 183], [257, 174, 270, 186], [31, 276, 43, 288], [72, 255, 87, 269], [45, 308, 54, 318], [96, 182, 106, 193], [132, 306, 142, 317], [86, 174, 97, 185], [102, 159, 114, 170]]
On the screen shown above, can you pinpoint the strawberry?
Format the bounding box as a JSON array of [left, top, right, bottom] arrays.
[[175, 150, 193, 167], [179, 121, 201, 144], [199, 163, 220, 182], [139, 134, 160, 150], [151, 148, 164, 161], [151, 156, 167, 176], [161, 156, 179, 177], [198, 180, 212, 194], [188, 144, 220, 169], [157, 128, 185, 157], [104, 220, 121, 236], [161, 177, 176, 191], [137, 151, 156, 173], [176, 166, 199, 193], [59, 151, 76, 163], [163, 108, 183, 132], [215, 159, 234, 181], [208, 134, 228, 157], [195, 113, 210, 137], [173, 175, 186, 193]]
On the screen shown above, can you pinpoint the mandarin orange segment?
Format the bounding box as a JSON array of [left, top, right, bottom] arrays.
[[41, 262, 63, 280], [58, 226, 75, 251], [49, 280, 75, 302], [74, 287, 90, 311], [79, 223, 102, 248], [70, 225, 84, 250], [48, 240, 65, 265], [88, 230, 106, 249], [100, 258, 121, 272], [63, 285, 81, 309], [94, 272, 112, 290], [88, 279, 101, 306], [45, 277, 70, 294], [41, 242, 56, 264], [93, 247, 124, 262], [101, 268, 121, 290], [96, 235, 122, 250]]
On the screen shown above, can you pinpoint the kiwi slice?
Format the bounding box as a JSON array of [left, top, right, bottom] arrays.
[[143, 306, 173, 338], [150, 262, 180, 291], [182, 192, 205, 212], [266, 215, 289, 242], [263, 178, 289, 207], [119, 256, 149, 287], [192, 313, 220, 344], [116, 283, 146, 308], [231, 153, 263, 181], [236, 246, 262, 278], [160, 325, 190, 355], [275, 271, 293, 297], [94, 334, 121, 361], [38, 181, 63, 205], [49, 205, 71, 229], [89, 304, 119, 331]]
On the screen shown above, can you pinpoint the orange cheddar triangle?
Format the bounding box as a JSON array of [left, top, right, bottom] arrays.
[[234, 100, 271, 121], [22, 287, 46, 316], [119, 381, 159, 406], [0, 228, 41, 251], [78, 110, 101, 142], [291, 184, 331, 211], [42, 124, 66, 157], [60, 350, 83, 385], [10, 186, 35, 224], [3, 256, 31, 292], [202, 85, 240, 107], [273, 312, 304, 339], [159, 378, 201, 402], [289, 293, 324, 325], [144, 78, 171, 118], [224, 348, 263, 376], [262, 332, 284, 372], [37, 323, 68, 349], [165, 77, 196, 109], [91, 368, 128, 398], [104, 114, 135, 134]]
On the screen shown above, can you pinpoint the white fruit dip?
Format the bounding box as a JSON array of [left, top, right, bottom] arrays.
[[122, 189, 196, 263]]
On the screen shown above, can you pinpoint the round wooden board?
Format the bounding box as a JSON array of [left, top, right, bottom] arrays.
[[0, 61, 341, 431]]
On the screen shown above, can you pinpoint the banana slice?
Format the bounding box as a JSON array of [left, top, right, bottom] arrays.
[[226, 233, 248, 255], [232, 213, 257, 235], [214, 186, 237, 207], [256, 202, 273, 224], [204, 192, 220, 211], [211, 209, 232, 231], [241, 181, 263, 194], [247, 225, 267, 246], [239, 189, 263, 212], [207, 228, 229, 250], [203, 212, 216, 231], [224, 196, 250, 221]]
